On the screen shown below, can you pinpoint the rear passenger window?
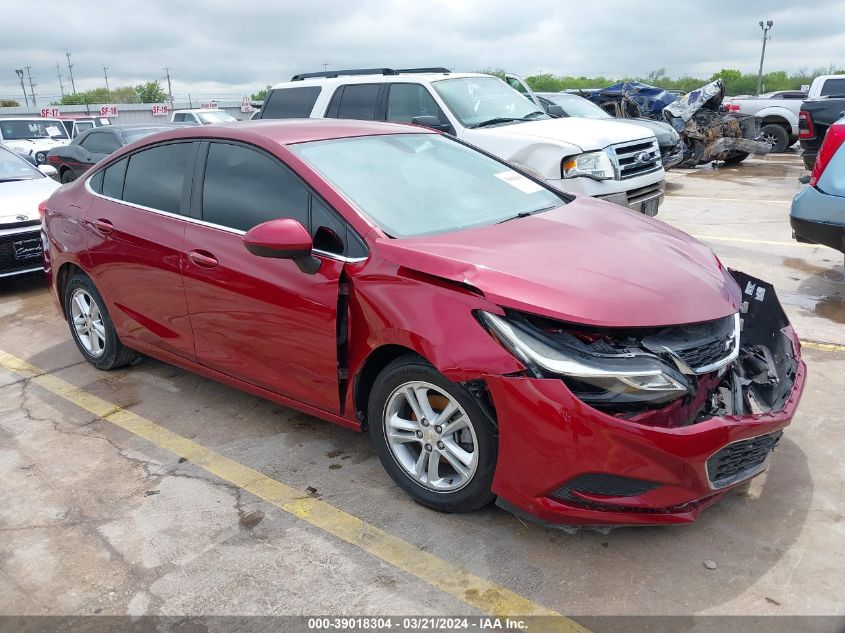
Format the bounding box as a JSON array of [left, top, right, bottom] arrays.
[[88, 169, 104, 193], [81, 132, 120, 154], [821, 79, 845, 97], [331, 84, 381, 120], [122, 143, 194, 214], [202, 142, 309, 231], [101, 158, 127, 199], [260, 87, 321, 118]]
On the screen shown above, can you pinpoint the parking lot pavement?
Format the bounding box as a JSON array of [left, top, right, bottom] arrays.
[[1, 151, 843, 624]]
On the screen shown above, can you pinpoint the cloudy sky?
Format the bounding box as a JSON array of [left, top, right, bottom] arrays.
[[3, 0, 844, 104]]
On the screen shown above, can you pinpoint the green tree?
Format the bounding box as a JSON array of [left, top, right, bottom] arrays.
[[135, 81, 167, 103], [0, 99, 19, 107], [250, 84, 272, 101]]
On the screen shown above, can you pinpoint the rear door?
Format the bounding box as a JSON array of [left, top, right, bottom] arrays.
[[182, 140, 356, 413], [84, 141, 198, 361]]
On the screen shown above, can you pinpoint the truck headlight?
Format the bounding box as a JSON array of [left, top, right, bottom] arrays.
[[561, 150, 614, 180], [477, 311, 689, 406]]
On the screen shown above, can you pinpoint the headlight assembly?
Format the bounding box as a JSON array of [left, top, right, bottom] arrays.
[[477, 310, 690, 407], [561, 150, 615, 180]]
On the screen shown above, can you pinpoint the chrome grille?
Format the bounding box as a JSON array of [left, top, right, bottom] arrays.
[[611, 139, 662, 180]]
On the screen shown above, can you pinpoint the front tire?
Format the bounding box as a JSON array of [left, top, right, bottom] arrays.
[[760, 124, 790, 153], [722, 151, 750, 165], [60, 169, 77, 184], [64, 273, 138, 370], [368, 356, 497, 513]]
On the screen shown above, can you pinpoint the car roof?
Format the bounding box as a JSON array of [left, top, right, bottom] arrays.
[[113, 118, 435, 148], [269, 71, 489, 90]]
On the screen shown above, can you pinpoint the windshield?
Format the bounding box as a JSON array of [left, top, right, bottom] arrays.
[[541, 93, 611, 119], [291, 133, 566, 238], [197, 111, 236, 124], [1, 119, 69, 140], [0, 146, 42, 181], [432, 77, 547, 128]]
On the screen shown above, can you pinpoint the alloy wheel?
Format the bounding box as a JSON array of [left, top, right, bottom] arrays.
[[382, 380, 478, 492], [70, 288, 106, 358]]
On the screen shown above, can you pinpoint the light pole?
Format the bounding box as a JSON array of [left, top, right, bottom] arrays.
[[15, 69, 29, 107], [756, 19, 773, 95]]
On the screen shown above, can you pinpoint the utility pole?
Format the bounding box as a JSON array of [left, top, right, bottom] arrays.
[[25, 65, 37, 108], [15, 69, 29, 107], [103, 65, 110, 93], [164, 67, 173, 102], [66, 50, 77, 95], [755, 19, 774, 96], [321, 61, 330, 72], [56, 61, 65, 98]]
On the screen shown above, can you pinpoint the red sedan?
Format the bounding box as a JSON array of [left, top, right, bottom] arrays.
[[42, 120, 805, 527]]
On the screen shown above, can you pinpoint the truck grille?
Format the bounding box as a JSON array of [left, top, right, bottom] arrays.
[[0, 230, 43, 276], [706, 431, 782, 489], [611, 139, 662, 180]]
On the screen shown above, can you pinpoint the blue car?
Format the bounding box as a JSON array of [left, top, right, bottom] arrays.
[[791, 120, 845, 257]]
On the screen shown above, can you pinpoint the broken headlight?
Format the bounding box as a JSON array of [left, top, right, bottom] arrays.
[[478, 311, 690, 407], [561, 150, 614, 180]]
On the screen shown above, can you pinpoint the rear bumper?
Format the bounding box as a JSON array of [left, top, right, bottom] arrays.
[[790, 186, 845, 253], [799, 139, 820, 170]]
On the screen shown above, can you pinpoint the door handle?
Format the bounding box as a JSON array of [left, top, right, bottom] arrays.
[[93, 218, 114, 234], [188, 250, 219, 268]]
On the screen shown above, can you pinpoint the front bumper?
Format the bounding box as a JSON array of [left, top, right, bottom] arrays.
[[549, 171, 665, 214], [484, 274, 805, 527]]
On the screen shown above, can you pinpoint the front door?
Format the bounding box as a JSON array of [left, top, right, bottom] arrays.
[[181, 141, 343, 413]]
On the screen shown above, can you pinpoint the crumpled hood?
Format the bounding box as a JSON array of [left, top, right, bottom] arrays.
[[375, 196, 741, 328], [0, 177, 60, 223], [468, 116, 655, 152]]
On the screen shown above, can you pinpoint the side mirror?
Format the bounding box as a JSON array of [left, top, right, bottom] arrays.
[[411, 115, 450, 132], [38, 164, 58, 177], [243, 218, 320, 274], [546, 104, 564, 118]]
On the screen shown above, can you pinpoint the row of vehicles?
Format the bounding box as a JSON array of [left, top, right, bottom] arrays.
[[20, 66, 805, 529]]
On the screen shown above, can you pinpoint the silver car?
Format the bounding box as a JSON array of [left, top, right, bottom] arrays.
[[0, 144, 59, 278]]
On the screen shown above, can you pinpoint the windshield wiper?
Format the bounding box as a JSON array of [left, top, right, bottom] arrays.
[[521, 111, 546, 120], [471, 117, 522, 129], [497, 205, 557, 224]]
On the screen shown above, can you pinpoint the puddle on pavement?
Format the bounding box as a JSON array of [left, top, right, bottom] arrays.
[[779, 259, 845, 324]]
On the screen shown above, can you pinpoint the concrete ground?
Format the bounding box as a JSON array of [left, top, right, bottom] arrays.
[[0, 151, 843, 627]]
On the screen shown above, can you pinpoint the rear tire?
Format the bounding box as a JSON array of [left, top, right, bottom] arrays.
[[760, 124, 790, 153], [60, 169, 76, 184], [368, 355, 497, 513], [722, 152, 750, 165], [64, 273, 138, 370]]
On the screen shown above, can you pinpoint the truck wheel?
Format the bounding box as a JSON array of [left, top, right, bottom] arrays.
[[760, 124, 790, 153], [722, 152, 750, 165]]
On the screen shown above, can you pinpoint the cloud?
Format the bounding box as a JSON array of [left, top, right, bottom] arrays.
[[2, 0, 842, 104]]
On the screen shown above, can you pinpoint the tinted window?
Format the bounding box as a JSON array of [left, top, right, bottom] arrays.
[[89, 169, 104, 193], [101, 158, 127, 199], [261, 87, 321, 119], [123, 143, 194, 213], [202, 142, 308, 231], [333, 84, 380, 120], [386, 84, 442, 123], [81, 131, 121, 154], [821, 79, 845, 97], [173, 113, 187, 122]]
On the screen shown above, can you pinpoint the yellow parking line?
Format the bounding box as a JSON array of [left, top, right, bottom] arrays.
[[691, 234, 820, 248], [0, 350, 588, 632], [801, 340, 845, 353]]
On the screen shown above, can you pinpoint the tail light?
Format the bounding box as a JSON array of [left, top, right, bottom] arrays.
[[38, 200, 47, 221], [810, 124, 845, 186], [725, 103, 741, 112], [799, 111, 815, 140], [47, 154, 60, 164]]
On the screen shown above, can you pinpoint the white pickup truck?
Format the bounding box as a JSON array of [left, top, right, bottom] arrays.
[[258, 68, 666, 215], [722, 90, 807, 152]]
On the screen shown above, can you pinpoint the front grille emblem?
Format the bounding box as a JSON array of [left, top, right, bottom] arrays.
[[16, 215, 28, 221], [635, 152, 652, 165]]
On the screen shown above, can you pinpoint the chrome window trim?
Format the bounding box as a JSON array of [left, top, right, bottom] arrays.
[[84, 175, 368, 264]]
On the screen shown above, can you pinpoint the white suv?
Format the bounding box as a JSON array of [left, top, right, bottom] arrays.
[[257, 68, 665, 214]]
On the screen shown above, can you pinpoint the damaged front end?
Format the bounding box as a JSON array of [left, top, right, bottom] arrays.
[[664, 80, 770, 166], [481, 270, 799, 428]]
